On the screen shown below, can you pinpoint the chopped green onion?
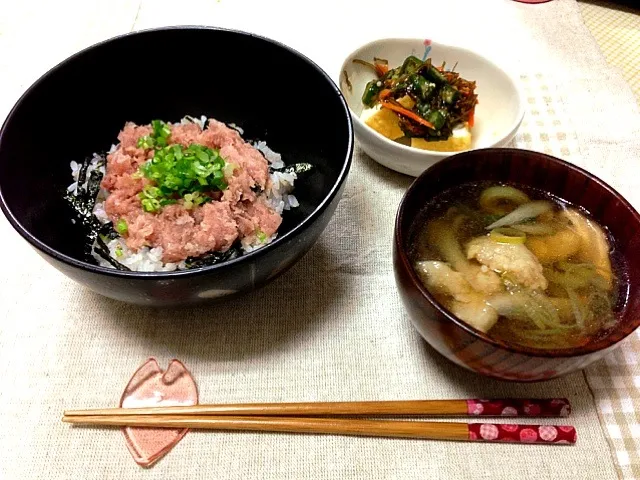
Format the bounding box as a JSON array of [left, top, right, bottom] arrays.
[[137, 120, 172, 149], [115, 244, 123, 257], [116, 218, 128, 235], [489, 227, 527, 244], [485, 201, 553, 230], [137, 136, 155, 149], [133, 120, 230, 213], [256, 229, 267, 243], [141, 198, 161, 213], [140, 185, 161, 199], [136, 142, 227, 212], [151, 120, 171, 147]]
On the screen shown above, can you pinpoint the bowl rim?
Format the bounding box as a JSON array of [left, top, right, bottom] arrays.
[[0, 25, 354, 279], [339, 37, 525, 159], [395, 147, 640, 358]]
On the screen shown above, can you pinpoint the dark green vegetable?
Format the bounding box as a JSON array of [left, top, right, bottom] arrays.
[[401, 56, 423, 75], [379, 67, 397, 83], [392, 79, 409, 95], [357, 54, 478, 143], [408, 75, 436, 102], [441, 85, 459, 104], [416, 103, 431, 118], [424, 65, 447, 84], [362, 80, 381, 107], [425, 110, 447, 130]]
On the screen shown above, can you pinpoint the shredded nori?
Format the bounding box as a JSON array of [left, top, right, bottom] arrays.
[[63, 153, 131, 270], [94, 223, 131, 271], [98, 222, 120, 241], [63, 154, 105, 250], [64, 158, 103, 225], [183, 243, 242, 269]]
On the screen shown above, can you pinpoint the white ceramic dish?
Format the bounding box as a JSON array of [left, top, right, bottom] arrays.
[[339, 38, 525, 177]]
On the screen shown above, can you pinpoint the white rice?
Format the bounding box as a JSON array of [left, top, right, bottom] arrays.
[[254, 140, 285, 169], [97, 237, 186, 272], [179, 115, 207, 129], [67, 116, 299, 272], [266, 170, 298, 214], [253, 139, 299, 214], [228, 123, 244, 135]]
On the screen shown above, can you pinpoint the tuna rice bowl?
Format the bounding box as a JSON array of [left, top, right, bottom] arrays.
[[65, 116, 309, 272]]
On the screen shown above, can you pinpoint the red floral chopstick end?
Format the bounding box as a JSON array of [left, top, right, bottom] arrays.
[[466, 398, 571, 417], [468, 423, 577, 444]]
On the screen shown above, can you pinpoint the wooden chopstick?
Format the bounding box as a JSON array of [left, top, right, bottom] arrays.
[[64, 398, 571, 418], [61, 414, 577, 445]]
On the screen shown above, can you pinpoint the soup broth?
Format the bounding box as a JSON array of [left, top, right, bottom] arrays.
[[409, 181, 627, 350]]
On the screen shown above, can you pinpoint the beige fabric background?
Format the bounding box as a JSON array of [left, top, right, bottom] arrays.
[[1, 1, 639, 479], [579, 0, 640, 102], [577, 2, 640, 478]]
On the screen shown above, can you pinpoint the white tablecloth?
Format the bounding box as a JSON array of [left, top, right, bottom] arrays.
[[1, 1, 639, 478]]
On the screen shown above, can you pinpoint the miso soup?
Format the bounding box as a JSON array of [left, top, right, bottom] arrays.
[[409, 181, 627, 350]]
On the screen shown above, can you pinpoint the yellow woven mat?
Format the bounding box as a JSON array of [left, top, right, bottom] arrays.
[[579, 1, 640, 102], [578, 4, 640, 479]]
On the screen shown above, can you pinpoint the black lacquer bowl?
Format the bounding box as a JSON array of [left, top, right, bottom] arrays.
[[0, 27, 353, 306]]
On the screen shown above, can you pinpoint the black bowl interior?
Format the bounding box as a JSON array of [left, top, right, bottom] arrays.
[[0, 27, 352, 273]]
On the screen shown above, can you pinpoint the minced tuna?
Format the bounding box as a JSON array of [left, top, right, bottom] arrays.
[[101, 119, 283, 263]]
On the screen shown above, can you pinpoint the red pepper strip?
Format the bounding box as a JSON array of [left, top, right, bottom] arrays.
[[378, 89, 392, 101], [375, 63, 389, 76], [380, 101, 435, 129], [468, 108, 475, 128]]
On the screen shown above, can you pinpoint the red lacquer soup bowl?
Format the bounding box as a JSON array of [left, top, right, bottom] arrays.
[[393, 148, 640, 382]]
